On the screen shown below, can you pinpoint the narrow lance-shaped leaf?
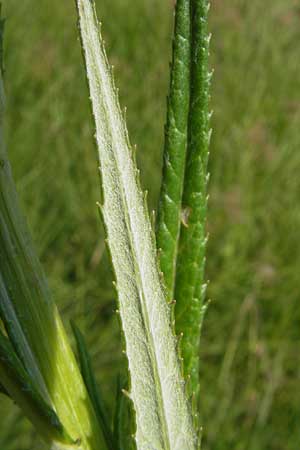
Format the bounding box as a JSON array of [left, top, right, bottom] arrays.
[[71, 322, 116, 450], [174, 0, 212, 401], [156, 0, 191, 299], [0, 9, 48, 398], [0, 23, 104, 450], [113, 374, 136, 450], [75, 0, 198, 448]]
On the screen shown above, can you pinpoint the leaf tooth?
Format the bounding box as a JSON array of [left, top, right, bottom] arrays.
[[121, 389, 132, 400], [143, 189, 148, 202], [208, 68, 214, 82], [175, 332, 184, 353], [150, 210, 156, 230]]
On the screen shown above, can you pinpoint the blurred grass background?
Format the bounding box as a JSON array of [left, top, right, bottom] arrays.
[[1, 0, 300, 449]]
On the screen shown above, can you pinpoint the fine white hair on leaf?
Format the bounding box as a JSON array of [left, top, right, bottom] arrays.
[[75, 0, 198, 449]]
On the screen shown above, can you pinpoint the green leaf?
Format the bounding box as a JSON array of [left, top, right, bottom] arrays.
[[75, 0, 198, 448], [113, 374, 136, 450], [0, 381, 9, 397], [0, 330, 74, 446], [71, 322, 115, 450], [0, 20, 104, 450], [0, 273, 50, 402], [174, 0, 211, 401], [156, 0, 191, 300]]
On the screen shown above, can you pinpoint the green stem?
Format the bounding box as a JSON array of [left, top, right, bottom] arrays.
[[156, 0, 191, 300], [174, 0, 211, 401]]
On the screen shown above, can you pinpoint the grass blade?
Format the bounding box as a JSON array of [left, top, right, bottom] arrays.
[[75, 0, 198, 448], [156, 0, 191, 299], [174, 0, 211, 401]]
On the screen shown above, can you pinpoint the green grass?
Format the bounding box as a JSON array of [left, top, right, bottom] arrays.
[[1, 0, 300, 449]]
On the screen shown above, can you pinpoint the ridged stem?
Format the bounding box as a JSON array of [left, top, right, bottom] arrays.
[[156, 0, 191, 300], [174, 0, 211, 401]]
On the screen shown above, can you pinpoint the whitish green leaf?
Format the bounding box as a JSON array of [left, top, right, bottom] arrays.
[[75, 0, 198, 448]]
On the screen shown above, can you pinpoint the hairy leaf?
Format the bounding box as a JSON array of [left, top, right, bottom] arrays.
[[75, 0, 198, 448], [156, 0, 191, 299]]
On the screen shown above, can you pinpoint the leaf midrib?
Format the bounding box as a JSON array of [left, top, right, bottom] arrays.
[[87, 29, 171, 450]]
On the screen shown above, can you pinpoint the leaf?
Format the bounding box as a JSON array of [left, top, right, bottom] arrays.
[[75, 0, 198, 448], [0, 273, 50, 402], [0, 20, 104, 450], [0, 330, 74, 446], [156, 0, 191, 300], [174, 0, 212, 401], [0, 380, 9, 397], [113, 374, 136, 450], [71, 322, 115, 450]]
